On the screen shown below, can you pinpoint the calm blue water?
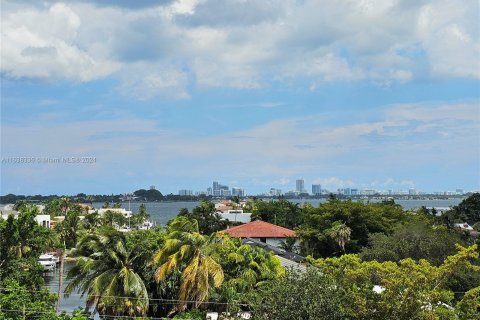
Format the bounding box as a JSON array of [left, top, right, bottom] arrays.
[[92, 198, 463, 226], [43, 262, 90, 315]]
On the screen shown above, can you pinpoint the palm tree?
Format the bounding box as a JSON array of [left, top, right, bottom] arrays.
[[83, 210, 102, 230], [327, 221, 351, 253], [133, 204, 150, 226], [59, 197, 72, 215], [152, 217, 224, 312], [219, 239, 283, 291], [65, 228, 149, 317]]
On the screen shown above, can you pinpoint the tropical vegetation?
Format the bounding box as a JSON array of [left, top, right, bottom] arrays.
[[0, 193, 479, 319]]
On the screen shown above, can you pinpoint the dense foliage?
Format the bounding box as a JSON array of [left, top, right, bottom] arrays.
[[0, 205, 89, 320], [178, 201, 228, 234], [309, 244, 480, 320], [296, 198, 406, 257], [255, 245, 480, 320], [440, 193, 480, 227], [252, 268, 345, 320], [360, 217, 467, 265], [248, 199, 304, 229], [1, 194, 479, 319]]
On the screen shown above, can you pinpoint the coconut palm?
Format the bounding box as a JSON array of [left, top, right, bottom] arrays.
[[219, 239, 284, 291], [83, 210, 102, 230], [152, 217, 224, 312], [56, 207, 83, 248], [65, 228, 148, 317], [59, 197, 72, 215], [132, 204, 150, 226], [327, 221, 351, 253]]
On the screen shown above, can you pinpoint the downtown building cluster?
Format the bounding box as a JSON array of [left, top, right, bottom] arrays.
[[178, 179, 468, 198], [265, 179, 467, 197], [179, 181, 245, 197]]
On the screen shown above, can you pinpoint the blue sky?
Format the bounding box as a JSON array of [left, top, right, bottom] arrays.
[[1, 0, 479, 195]]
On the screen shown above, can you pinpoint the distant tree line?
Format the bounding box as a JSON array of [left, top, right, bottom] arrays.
[[3, 190, 472, 205], [0, 191, 215, 204]]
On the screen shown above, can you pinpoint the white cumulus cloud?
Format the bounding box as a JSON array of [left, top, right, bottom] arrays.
[[1, 0, 478, 96]]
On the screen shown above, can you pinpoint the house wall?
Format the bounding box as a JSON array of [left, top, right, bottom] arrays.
[[246, 237, 300, 249], [34, 215, 51, 229], [247, 237, 286, 247], [219, 212, 252, 223], [266, 238, 284, 247]]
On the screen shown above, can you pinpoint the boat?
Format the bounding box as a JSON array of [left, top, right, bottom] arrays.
[[38, 254, 57, 271], [138, 220, 154, 230], [45, 252, 60, 264]]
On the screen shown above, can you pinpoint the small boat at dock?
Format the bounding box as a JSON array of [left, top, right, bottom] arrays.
[[38, 253, 57, 271]]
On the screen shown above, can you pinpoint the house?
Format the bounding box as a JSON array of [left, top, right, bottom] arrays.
[[34, 215, 51, 229], [218, 210, 252, 223], [223, 220, 296, 247], [425, 207, 451, 216], [88, 208, 132, 218], [0, 205, 51, 229]]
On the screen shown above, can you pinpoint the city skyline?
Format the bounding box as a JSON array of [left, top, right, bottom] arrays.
[[1, 0, 479, 196], [170, 178, 472, 197]]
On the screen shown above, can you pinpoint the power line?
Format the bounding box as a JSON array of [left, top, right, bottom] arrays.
[[0, 287, 249, 306], [0, 309, 234, 320]]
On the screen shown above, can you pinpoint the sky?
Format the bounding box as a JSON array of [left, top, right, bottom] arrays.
[[1, 0, 479, 196]]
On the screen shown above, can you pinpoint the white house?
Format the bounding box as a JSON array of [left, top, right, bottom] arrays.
[[218, 210, 252, 223], [88, 208, 133, 218], [0, 205, 51, 229], [34, 215, 51, 229]]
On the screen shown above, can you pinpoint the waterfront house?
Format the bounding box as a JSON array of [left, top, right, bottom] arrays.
[[223, 220, 296, 247], [0, 205, 51, 229], [88, 207, 133, 218], [218, 209, 252, 223]]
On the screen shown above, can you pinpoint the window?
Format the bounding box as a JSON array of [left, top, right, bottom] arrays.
[[259, 237, 267, 243]]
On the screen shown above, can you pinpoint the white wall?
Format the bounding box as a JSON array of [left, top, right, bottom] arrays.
[[219, 212, 251, 223], [34, 215, 51, 228]]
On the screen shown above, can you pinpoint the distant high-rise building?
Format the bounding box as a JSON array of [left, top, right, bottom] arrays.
[[232, 187, 245, 197], [213, 181, 229, 197], [178, 189, 193, 196], [220, 189, 231, 197], [150, 185, 156, 190], [269, 188, 282, 196], [408, 188, 416, 195], [312, 184, 322, 195], [296, 178, 305, 193], [338, 188, 352, 196]]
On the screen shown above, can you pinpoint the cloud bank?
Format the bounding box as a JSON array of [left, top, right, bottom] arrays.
[[1, 0, 479, 99]]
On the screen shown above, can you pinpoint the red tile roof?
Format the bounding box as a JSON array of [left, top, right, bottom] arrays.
[[223, 220, 296, 238]]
